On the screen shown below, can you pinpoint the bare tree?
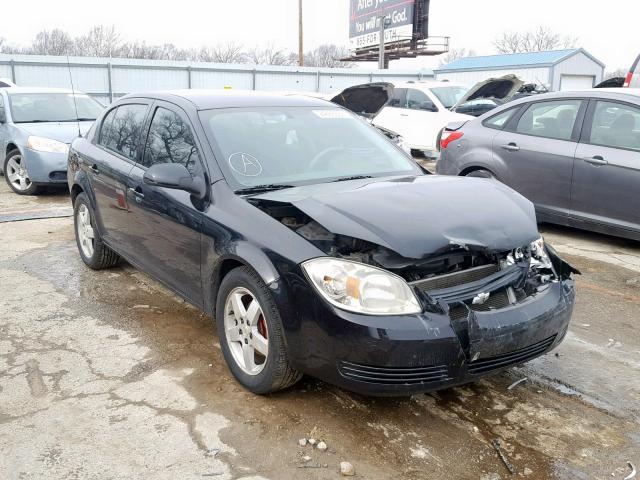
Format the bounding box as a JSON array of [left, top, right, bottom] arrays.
[[76, 25, 121, 57], [247, 45, 296, 66], [198, 42, 246, 63], [31, 29, 75, 55], [304, 44, 353, 68], [0, 37, 11, 53], [494, 26, 577, 54], [438, 48, 476, 67], [118, 41, 193, 61]]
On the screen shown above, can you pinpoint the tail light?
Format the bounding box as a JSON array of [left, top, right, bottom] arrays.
[[440, 131, 464, 150], [624, 72, 633, 87]]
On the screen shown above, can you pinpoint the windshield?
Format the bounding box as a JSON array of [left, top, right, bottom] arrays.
[[430, 86, 469, 109], [200, 106, 420, 190], [8, 93, 104, 123]]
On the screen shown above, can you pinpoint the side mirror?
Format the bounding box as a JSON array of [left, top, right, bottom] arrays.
[[143, 163, 206, 199]]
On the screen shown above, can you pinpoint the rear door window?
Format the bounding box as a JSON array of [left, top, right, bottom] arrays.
[[515, 100, 582, 140], [405, 89, 437, 111], [99, 104, 148, 161], [388, 88, 406, 108], [142, 107, 202, 174], [588, 100, 640, 151]]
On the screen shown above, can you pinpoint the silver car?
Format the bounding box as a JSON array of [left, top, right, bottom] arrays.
[[436, 89, 640, 241], [0, 87, 104, 195]]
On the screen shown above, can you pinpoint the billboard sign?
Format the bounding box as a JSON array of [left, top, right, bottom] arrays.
[[349, 0, 415, 50]]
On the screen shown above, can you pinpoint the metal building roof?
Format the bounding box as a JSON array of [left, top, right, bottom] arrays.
[[436, 48, 604, 72]]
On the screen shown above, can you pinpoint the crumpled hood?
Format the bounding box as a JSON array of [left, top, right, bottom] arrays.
[[16, 121, 94, 143], [253, 175, 539, 259]]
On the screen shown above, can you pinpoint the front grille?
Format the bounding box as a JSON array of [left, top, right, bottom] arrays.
[[448, 289, 512, 320], [412, 264, 500, 292], [467, 335, 556, 375], [472, 289, 511, 311], [338, 361, 451, 385]]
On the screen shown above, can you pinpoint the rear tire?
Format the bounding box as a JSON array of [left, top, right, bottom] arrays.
[[465, 169, 496, 180], [73, 192, 120, 270], [216, 266, 301, 394], [3, 150, 43, 195]]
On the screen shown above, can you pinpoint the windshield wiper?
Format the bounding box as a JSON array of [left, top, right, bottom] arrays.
[[331, 175, 374, 183], [235, 184, 296, 195]]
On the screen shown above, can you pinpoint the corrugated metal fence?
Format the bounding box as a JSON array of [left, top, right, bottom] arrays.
[[0, 54, 435, 106]]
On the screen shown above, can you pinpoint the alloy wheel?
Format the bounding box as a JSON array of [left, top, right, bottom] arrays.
[[76, 204, 95, 259], [6, 154, 31, 192], [223, 287, 269, 375]]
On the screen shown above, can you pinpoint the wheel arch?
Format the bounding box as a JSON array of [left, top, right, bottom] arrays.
[[459, 165, 495, 176], [6, 142, 20, 156], [204, 247, 283, 318], [70, 183, 84, 205]]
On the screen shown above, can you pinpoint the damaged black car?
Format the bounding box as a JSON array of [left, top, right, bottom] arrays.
[[68, 90, 578, 396]]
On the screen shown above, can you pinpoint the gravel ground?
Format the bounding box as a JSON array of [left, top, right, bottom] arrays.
[[0, 179, 638, 480]]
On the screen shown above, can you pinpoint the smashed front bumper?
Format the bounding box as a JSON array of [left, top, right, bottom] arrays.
[[279, 266, 575, 396]]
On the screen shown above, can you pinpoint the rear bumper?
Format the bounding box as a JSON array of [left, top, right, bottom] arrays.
[[22, 148, 68, 184], [278, 270, 575, 396]]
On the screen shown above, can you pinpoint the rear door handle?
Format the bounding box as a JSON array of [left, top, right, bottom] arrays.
[[500, 143, 520, 152], [128, 187, 145, 202], [582, 155, 608, 166]]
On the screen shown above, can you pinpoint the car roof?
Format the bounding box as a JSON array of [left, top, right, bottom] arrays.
[[487, 88, 640, 111], [392, 81, 468, 89], [1, 87, 81, 94], [119, 89, 334, 110]]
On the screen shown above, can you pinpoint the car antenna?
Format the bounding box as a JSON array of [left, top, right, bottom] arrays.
[[66, 53, 81, 138]]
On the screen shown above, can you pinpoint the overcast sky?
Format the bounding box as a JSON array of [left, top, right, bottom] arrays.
[[3, 0, 636, 72]]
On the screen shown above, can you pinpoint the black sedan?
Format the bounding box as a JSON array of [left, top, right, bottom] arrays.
[[67, 90, 577, 396]]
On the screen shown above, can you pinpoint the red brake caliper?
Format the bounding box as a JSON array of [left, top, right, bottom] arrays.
[[257, 314, 268, 339]]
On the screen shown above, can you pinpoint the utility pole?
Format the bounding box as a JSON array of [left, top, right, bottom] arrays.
[[298, 0, 304, 67], [377, 15, 391, 70]]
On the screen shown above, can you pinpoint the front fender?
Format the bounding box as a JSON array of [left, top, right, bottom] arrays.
[[201, 237, 294, 317]]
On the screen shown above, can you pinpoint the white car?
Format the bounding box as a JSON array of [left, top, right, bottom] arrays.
[[373, 77, 523, 156], [372, 81, 472, 155]]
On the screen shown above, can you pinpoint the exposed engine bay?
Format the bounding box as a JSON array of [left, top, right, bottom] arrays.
[[250, 198, 578, 318]]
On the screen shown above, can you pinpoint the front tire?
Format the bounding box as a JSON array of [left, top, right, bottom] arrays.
[[73, 192, 120, 270], [216, 266, 301, 394], [3, 150, 42, 195]]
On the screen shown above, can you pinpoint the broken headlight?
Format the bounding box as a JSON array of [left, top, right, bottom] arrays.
[[529, 236, 553, 270], [302, 258, 422, 315]]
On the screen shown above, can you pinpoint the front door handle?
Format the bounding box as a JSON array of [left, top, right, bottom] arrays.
[[89, 164, 100, 175], [128, 187, 145, 202], [582, 155, 608, 166], [500, 143, 520, 152], [400, 113, 409, 117]]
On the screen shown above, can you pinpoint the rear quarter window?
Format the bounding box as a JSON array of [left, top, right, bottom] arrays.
[[483, 107, 517, 130]]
